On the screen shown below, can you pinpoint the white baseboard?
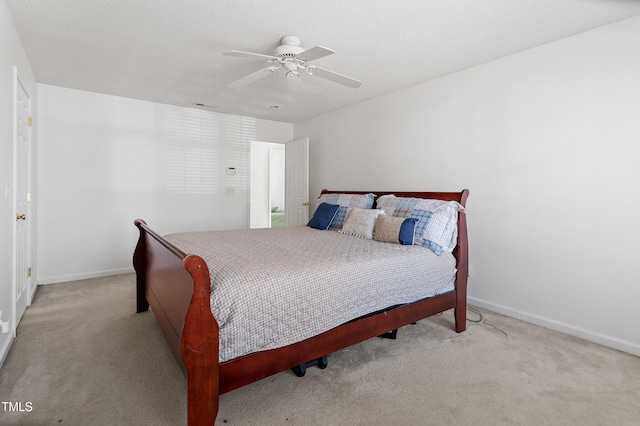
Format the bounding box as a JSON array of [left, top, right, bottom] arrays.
[[468, 296, 640, 357], [37, 267, 135, 285], [29, 281, 37, 303], [0, 333, 14, 370]]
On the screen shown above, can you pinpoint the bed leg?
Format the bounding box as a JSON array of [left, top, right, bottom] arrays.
[[135, 275, 149, 313], [133, 253, 149, 313], [378, 329, 398, 339], [454, 303, 466, 333], [187, 375, 219, 426], [454, 277, 468, 332]]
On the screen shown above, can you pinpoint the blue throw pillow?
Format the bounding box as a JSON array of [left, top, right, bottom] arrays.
[[307, 202, 340, 230], [398, 218, 418, 245]]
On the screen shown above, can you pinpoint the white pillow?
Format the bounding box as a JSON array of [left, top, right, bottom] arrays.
[[339, 208, 384, 239]]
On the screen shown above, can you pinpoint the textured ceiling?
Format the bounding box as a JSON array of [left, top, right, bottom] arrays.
[[6, 0, 640, 123]]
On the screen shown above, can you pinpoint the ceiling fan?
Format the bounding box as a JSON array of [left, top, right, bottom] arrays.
[[223, 35, 361, 90]]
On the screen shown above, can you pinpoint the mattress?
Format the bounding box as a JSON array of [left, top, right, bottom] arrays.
[[166, 225, 456, 362]]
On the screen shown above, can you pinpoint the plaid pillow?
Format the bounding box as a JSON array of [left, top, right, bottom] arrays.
[[318, 193, 375, 229], [329, 206, 351, 229], [408, 209, 442, 255], [377, 195, 464, 255]]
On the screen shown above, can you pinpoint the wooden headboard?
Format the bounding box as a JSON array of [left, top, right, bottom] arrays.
[[319, 189, 468, 204]]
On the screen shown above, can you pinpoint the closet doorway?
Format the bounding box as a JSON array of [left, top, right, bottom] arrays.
[[249, 141, 285, 228]]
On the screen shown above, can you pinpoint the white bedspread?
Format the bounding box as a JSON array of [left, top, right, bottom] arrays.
[[165, 226, 456, 362]]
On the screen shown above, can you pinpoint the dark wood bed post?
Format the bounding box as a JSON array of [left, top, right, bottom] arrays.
[[133, 219, 150, 313], [181, 255, 219, 426], [454, 189, 469, 333]]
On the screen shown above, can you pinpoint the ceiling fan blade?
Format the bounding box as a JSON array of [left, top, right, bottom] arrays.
[[223, 50, 278, 61], [296, 46, 335, 62], [228, 65, 281, 89], [308, 66, 361, 88]]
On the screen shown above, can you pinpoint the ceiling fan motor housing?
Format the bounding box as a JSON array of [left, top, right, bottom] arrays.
[[275, 35, 304, 59]]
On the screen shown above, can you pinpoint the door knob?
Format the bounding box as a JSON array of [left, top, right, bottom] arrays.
[[301, 201, 310, 206], [16, 214, 26, 221]]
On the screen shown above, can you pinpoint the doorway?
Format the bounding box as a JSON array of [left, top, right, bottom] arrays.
[[250, 141, 285, 228]]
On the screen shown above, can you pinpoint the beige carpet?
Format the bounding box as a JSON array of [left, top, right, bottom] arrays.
[[1, 274, 639, 425]]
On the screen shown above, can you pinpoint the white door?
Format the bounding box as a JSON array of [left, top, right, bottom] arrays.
[[14, 75, 32, 329], [285, 138, 309, 226]]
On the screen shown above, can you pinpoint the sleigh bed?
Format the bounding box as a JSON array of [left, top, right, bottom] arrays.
[[133, 189, 469, 425]]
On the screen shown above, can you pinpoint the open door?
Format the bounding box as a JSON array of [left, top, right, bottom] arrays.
[[284, 138, 309, 226], [14, 73, 32, 332]]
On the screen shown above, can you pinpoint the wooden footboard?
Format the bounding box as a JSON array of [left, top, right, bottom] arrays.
[[133, 189, 468, 425], [133, 219, 219, 424]]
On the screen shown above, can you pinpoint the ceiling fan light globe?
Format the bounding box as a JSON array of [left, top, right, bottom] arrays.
[[283, 61, 298, 71]]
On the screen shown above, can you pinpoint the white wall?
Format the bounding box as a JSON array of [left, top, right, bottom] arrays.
[[295, 16, 640, 356], [0, 2, 38, 366], [37, 85, 292, 283]]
